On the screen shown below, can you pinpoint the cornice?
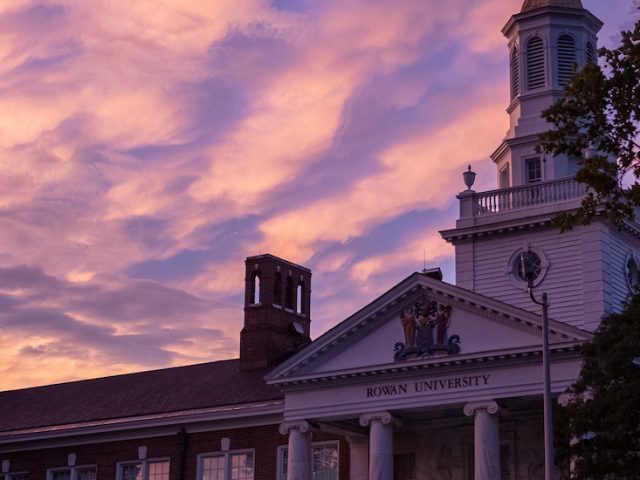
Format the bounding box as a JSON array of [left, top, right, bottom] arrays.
[[441, 217, 556, 242], [267, 274, 590, 385], [442, 209, 640, 244], [0, 400, 284, 447], [275, 344, 582, 391], [502, 6, 602, 37], [619, 219, 640, 240]]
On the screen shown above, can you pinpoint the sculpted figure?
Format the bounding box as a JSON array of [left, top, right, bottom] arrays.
[[416, 310, 434, 351], [401, 306, 417, 348], [435, 304, 452, 346]]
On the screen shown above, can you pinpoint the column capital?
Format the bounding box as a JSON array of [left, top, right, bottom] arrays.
[[359, 411, 401, 427], [463, 400, 499, 417], [279, 420, 311, 435]]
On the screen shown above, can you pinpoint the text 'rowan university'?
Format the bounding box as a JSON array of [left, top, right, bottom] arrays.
[[365, 375, 491, 398]]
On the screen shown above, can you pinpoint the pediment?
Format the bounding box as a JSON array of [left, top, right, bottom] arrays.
[[268, 273, 591, 383]]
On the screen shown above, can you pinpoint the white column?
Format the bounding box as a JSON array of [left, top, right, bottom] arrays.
[[464, 401, 500, 480], [279, 420, 312, 480], [346, 436, 369, 480], [359, 412, 394, 480]]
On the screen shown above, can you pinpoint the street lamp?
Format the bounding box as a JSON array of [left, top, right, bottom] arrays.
[[521, 250, 554, 480]]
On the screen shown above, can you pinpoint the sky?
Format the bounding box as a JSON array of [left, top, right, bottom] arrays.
[[0, 0, 634, 390]]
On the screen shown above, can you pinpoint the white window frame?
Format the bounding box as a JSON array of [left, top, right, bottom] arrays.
[[196, 449, 255, 480], [510, 45, 520, 100], [625, 251, 640, 293], [4, 472, 29, 480], [524, 156, 542, 184], [46, 466, 96, 480], [499, 164, 510, 189], [116, 458, 169, 480], [525, 35, 546, 90], [277, 441, 339, 480], [556, 32, 577, 88], [505, 245, 550, 290]]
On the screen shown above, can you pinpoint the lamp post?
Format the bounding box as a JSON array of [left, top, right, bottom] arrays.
[[520, 251, 554, 480]]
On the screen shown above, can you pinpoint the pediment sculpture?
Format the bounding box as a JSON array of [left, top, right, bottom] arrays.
[[394, 300, 461, 361]]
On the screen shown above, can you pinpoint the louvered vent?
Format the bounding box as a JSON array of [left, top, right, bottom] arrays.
[[511, 47, 520, 99], [558, 35, 576, 87], [526, 37, 545, 90], [586, 41, 595, 64]]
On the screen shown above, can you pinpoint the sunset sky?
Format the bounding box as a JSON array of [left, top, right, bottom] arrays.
[[0, 0, 633, 390]]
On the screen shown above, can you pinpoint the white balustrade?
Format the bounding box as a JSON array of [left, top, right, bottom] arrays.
[[462, 177, 587, 219]]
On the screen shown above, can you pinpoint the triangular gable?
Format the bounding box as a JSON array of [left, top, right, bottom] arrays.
[[267, 272, 591, 383]]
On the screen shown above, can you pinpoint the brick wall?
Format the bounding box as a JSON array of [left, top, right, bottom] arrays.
[[3, 425, 349, 480]]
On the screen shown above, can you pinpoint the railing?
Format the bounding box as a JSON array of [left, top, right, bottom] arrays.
[[471, 176, 586, 217]]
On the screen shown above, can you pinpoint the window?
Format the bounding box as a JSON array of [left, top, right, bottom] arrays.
[[50, 470, 70, 480], [118, 460, 168, 480], [278, 442, 338, 480], [585, 41, 596, 64], [507, 247, 549, 289], [198, 451, 254, 480], [499, 164, 510, 189], [251, 271, 260, 304], [48, 467, 96, 480], [510, 47, 519, 99], [626, 253, 639, 293], [526, 36, 545, 90], [274, 272, 282, 306], [285, 276, 294, 310], [296, 282, 305, 315], [6, 473, 28, 480], [525, 157, 542, 183], [557, 34, 576, 87], [514, 250, 542, 283]]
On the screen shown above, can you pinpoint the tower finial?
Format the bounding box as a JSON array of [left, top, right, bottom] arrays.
[[422, 249, 427, 273]]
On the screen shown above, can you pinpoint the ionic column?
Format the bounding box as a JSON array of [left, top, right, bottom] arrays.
[[464, 401, 500, 480], [359, 412, 394, 480], [346, 436, 369, 480], [279, 420, 312, 480]]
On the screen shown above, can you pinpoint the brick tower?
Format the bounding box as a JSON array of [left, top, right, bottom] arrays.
[[240, 254, 312, 370]]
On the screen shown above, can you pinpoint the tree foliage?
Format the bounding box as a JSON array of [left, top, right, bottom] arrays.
[[554, 294, 640, 479], [538, 19, 640, 230], [543, 14, 640, 477]]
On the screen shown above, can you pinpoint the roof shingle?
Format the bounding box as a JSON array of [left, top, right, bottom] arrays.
[[521, 0, 583, 11], [0, 359, 281, 433]]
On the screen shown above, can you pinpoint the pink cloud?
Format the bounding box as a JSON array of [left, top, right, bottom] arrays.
[[0, 0, 625, 389]]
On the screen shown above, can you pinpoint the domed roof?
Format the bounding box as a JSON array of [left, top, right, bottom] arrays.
[[521, 0, 583, 12]]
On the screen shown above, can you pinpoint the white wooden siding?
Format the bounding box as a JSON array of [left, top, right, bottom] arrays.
[[603, 228, 640, 316], [455, 224, 606, 330], [455, 221, 640, 331]]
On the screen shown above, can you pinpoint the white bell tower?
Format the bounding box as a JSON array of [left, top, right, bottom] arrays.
[[441, 0, 640, 332], [494, 0, 601, 189]]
